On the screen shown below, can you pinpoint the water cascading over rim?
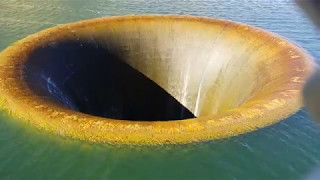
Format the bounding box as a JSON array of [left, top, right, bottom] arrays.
[[0, 15, 313, 144]]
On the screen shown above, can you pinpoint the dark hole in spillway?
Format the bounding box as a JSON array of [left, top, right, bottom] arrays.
[[23, 41, 195, 121]]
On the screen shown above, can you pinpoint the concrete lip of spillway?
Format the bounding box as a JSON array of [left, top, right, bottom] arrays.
[[0, 15, 314, 144]]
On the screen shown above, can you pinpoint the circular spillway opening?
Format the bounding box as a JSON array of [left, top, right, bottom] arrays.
[[0, 15, 313, 144], [23, 41, 195, 121]]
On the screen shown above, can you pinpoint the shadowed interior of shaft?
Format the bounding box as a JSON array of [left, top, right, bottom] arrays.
[[23, 41, 195, 121]]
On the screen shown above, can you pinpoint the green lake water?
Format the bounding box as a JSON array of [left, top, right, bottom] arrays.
[[1, 0, 320, 179]]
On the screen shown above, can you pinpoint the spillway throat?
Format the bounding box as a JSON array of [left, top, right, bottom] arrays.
[[23, 40, 195, 121]]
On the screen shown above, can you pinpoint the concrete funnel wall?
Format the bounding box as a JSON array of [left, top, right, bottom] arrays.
[[0, 15, 313, 144]]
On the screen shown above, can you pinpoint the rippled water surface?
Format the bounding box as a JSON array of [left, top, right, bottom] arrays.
[[1, 0, 320, 179]]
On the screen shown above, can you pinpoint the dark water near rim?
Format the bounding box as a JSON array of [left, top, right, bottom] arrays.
[[1, 0, 320, 179], [24, 41, 194, 120]]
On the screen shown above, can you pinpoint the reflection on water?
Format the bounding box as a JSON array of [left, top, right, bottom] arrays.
[[0, 0, 320, 179]]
